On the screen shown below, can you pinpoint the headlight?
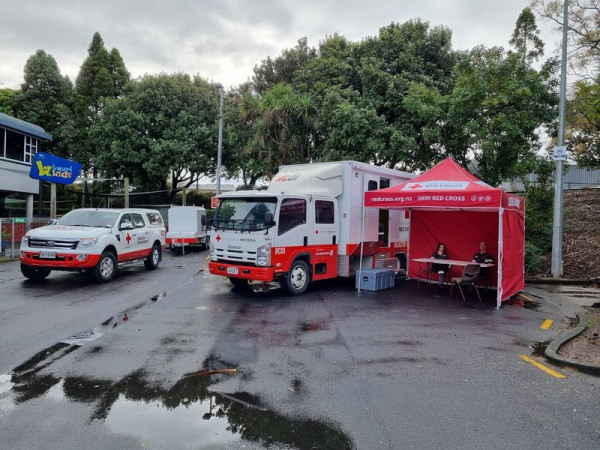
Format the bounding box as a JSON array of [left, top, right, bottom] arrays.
[[21, 235, 29, 245], [78, 238, 98, 249], [256, 243, 271, 267]]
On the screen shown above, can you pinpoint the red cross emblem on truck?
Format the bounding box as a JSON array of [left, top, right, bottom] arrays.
[[216, 234, 221, 242], [126, 233, 131, 245]]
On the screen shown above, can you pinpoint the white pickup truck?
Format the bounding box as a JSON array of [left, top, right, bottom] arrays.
[[19, 208, 166, 282]]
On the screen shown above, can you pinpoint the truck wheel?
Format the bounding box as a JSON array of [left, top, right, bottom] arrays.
[[90, 251, 117, 282], [229, 277, 250, 289], [203, 235, 210, 249], [284, 259, 310, 295], [144, 244, 161, 269], [21, 264, 51, 281]]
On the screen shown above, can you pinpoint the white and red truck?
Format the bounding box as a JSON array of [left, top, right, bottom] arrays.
[[166, 206, 209, 253], [208, 161, 414, 294]]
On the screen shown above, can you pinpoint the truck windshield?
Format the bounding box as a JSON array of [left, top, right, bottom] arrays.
[[55, 210, 119, 228], [212, 197, 277, 231]]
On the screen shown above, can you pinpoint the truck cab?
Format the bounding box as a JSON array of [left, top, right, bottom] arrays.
[[209, 192, 338, 294]]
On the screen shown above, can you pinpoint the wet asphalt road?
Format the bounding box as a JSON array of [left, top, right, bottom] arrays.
[[0, 251, 599, 449]]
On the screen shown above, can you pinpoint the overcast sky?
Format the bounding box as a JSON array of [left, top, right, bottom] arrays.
[[0, 0, 559, 91]]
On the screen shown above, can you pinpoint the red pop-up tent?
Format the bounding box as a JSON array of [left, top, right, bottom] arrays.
[[364, 158, 525, 308]]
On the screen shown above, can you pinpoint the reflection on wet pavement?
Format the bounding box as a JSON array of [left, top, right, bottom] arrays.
[[2, 353, 353, 449]]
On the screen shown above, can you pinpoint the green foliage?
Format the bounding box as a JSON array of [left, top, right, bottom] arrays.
[[447, 46, 557, 186], [12, 50, 74, 158], [510, 8, 544, 63], [74, 32, 130, 170], [568, 78, 600, 167], [524, 241, 545, 275], [523, 157, 555, 257], [0, 88, 17, 115], [92, 73, 219, 203], [240, 83, 316, 177]]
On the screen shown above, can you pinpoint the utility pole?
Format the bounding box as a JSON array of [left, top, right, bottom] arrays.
[[551, 0, 569, 277]]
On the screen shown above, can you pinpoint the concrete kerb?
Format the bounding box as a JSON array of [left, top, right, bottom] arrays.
[[544, 310, 600, 376]]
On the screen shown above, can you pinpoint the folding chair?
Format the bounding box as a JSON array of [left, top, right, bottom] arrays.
[[449, 264, 482, 302]]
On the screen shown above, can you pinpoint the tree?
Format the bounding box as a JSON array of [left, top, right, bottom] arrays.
[[510, 7, 545, 63], [531, 0, 600, 78], [92, 73, 219, 203], [12, 50, 74, 158], [240, 83, 316, 178], [0, 88, 17, 115], [74, 32, 130, 171], [252, 38, 317, 95], [568, 77, 600, 166], [447, 46, 558, 186]]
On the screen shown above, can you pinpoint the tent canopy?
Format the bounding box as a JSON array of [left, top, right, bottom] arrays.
[[364, 158, 525, 307]]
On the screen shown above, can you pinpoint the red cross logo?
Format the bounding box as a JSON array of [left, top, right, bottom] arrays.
[[126, 233, 131, 245], [408, 183, 423, 190], [216, 234, 221, 242]]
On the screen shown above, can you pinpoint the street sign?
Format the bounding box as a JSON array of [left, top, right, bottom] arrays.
[[554, 145, 567, 161], [211, 196, 219, 209], [14, 218, 26, 223]]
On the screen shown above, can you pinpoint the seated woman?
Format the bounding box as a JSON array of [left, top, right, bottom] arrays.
[[431, 242, 451, 289]]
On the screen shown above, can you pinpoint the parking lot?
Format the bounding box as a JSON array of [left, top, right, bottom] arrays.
[[1, 250, 599, 449]]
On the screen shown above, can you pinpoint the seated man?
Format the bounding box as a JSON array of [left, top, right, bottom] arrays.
[[473, 241, 494, 278]]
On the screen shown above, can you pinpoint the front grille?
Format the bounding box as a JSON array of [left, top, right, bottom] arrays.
[[213, 248, 257, 264], [28, 238, 78, 249]]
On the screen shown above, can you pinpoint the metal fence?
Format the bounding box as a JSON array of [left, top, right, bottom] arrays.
[[0, 218, 50, 258]]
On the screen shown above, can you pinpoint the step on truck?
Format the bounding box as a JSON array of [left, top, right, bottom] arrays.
[[208, 161, 414, 294]]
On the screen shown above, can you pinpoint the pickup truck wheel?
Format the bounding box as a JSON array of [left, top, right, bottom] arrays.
[[144, 244, 161, 269], [229, 277, 250, 289], [90, 251, 117, 282], [284, 260, 310, 295], [21, 264, 51, 281]]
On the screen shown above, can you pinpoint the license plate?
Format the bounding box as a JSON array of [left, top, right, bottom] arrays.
[[39, 251, 57, 259], [227, 267, 239, 275]]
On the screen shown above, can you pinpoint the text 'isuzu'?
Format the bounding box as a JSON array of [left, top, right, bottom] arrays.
[[208, 161, 414, 294]]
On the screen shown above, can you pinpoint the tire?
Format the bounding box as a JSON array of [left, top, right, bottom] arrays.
[[21, 264, 51, 281], [284, 259, 311, 295], [229, 277, 250, 289], [90, 251, 117, 282], [203, 235, 210, 250], [144, 244, 161, 270]]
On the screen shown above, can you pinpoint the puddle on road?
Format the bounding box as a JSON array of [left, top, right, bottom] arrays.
[[3, 354, 353, 449], [1, 291, 167, 404], [531, 341, 550, 357], [523, 300, 541, 311]]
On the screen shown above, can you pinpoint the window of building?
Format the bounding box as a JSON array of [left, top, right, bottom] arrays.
[[1, 129, 5, 158], [315, 200, 335, 224], [5, 130, 25, 162], [278, 198, 306, 235], [25, 136, 37, 163]]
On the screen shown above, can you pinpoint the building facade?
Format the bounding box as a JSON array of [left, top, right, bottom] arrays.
[[0, 112, 52, 218]]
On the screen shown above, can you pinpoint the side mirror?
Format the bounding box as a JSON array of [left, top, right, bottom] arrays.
[[264, 211, 274, 226], [48, 219, 57, 225], [120, 223, 134, 231], [201, 215, 206, 226]]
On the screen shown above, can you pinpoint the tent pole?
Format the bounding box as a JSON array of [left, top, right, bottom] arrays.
[[497, 208, 504, 309], [358, 200, 367, 292]]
